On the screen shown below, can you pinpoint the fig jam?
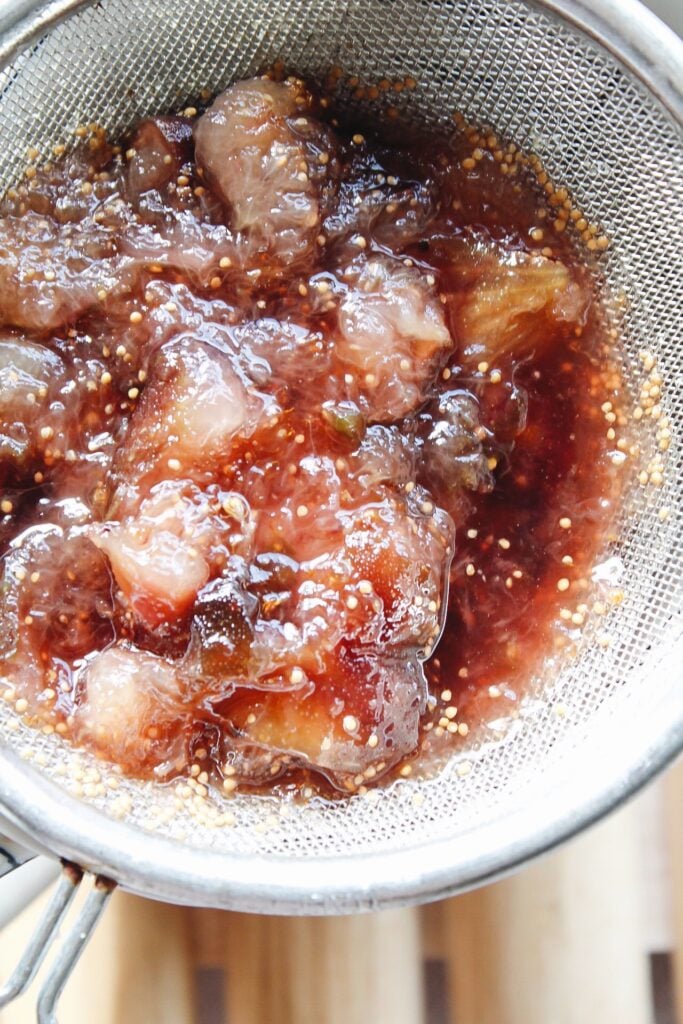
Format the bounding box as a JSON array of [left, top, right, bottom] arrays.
[[0, 76, 623, 795]]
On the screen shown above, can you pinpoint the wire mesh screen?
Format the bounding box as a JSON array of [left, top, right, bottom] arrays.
[[0, 0, 680, 868]]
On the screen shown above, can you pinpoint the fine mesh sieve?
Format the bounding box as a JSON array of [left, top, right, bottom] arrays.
[[0, 0, 681, 936]]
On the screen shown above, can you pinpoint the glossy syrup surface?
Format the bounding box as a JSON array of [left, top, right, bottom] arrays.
[[0, 77, 623, 795]]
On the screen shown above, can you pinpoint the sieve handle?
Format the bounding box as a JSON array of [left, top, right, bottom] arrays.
[[0, 835, 34, 878], [0, 833, 64, 930], [0, 860, 116, 1022]]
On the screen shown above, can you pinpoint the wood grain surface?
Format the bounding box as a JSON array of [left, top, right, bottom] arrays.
[[667, 757, 683, 1023]]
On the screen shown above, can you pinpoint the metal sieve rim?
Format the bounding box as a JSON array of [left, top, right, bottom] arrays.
[[0, 0, 680, 913], [1, 0, 681, 119], [536, 0, 683, 121]]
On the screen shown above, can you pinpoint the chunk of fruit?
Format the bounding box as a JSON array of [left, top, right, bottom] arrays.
[[0, 526, 114, 671], [96, 482, 240, 629], [74, 643, 186, 771], [126, 117, 194, 197], [251, 453, 345, 563], [0, 335, 64, 391], [417, 389, 493, 494], [342, 499, 452, 649], [235, 318, 330, 392], [324, 154, 436, 255], [122, 207, 246, 286], [452, 244, 589, 361], [116, 338, 268, 492], [349, 424, 414, 490], [194, 78, 337, 263], [225, 646, 427, 787], [102, 526, 208, 629], [0, 211, 130, 332], [186, 571, 258, 686], [184, 552, 342, 696], [337, 256, 452, 421], [0, 336, 65, 471]]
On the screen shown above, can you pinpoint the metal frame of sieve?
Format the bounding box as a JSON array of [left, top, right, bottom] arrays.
[[0, 0, 681, 1018]]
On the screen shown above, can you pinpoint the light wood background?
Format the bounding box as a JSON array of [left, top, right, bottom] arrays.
[[0, 755, 681, 1024]]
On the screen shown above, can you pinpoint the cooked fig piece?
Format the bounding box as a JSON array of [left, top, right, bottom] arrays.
[[126, 116, 194, 197], [225, 647, 428, 788], [74, 643, 186, 771], [186, 571, 259, 686], [417, 389, 493, 495], [114, 337, 269, 496], [235, 318, 330, 393], [0, 211, 131, 332], [0, 336, 65, 473], [95, 482, 241, 629], [195, 77, 338, 264], [452, 242, 589, 362], [323, 151, 437, 256], [336, 256, 452, 422], [0, 526, 114, 669]]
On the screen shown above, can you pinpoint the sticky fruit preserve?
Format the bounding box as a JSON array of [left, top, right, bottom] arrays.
[[0, 76, 624, 795]]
